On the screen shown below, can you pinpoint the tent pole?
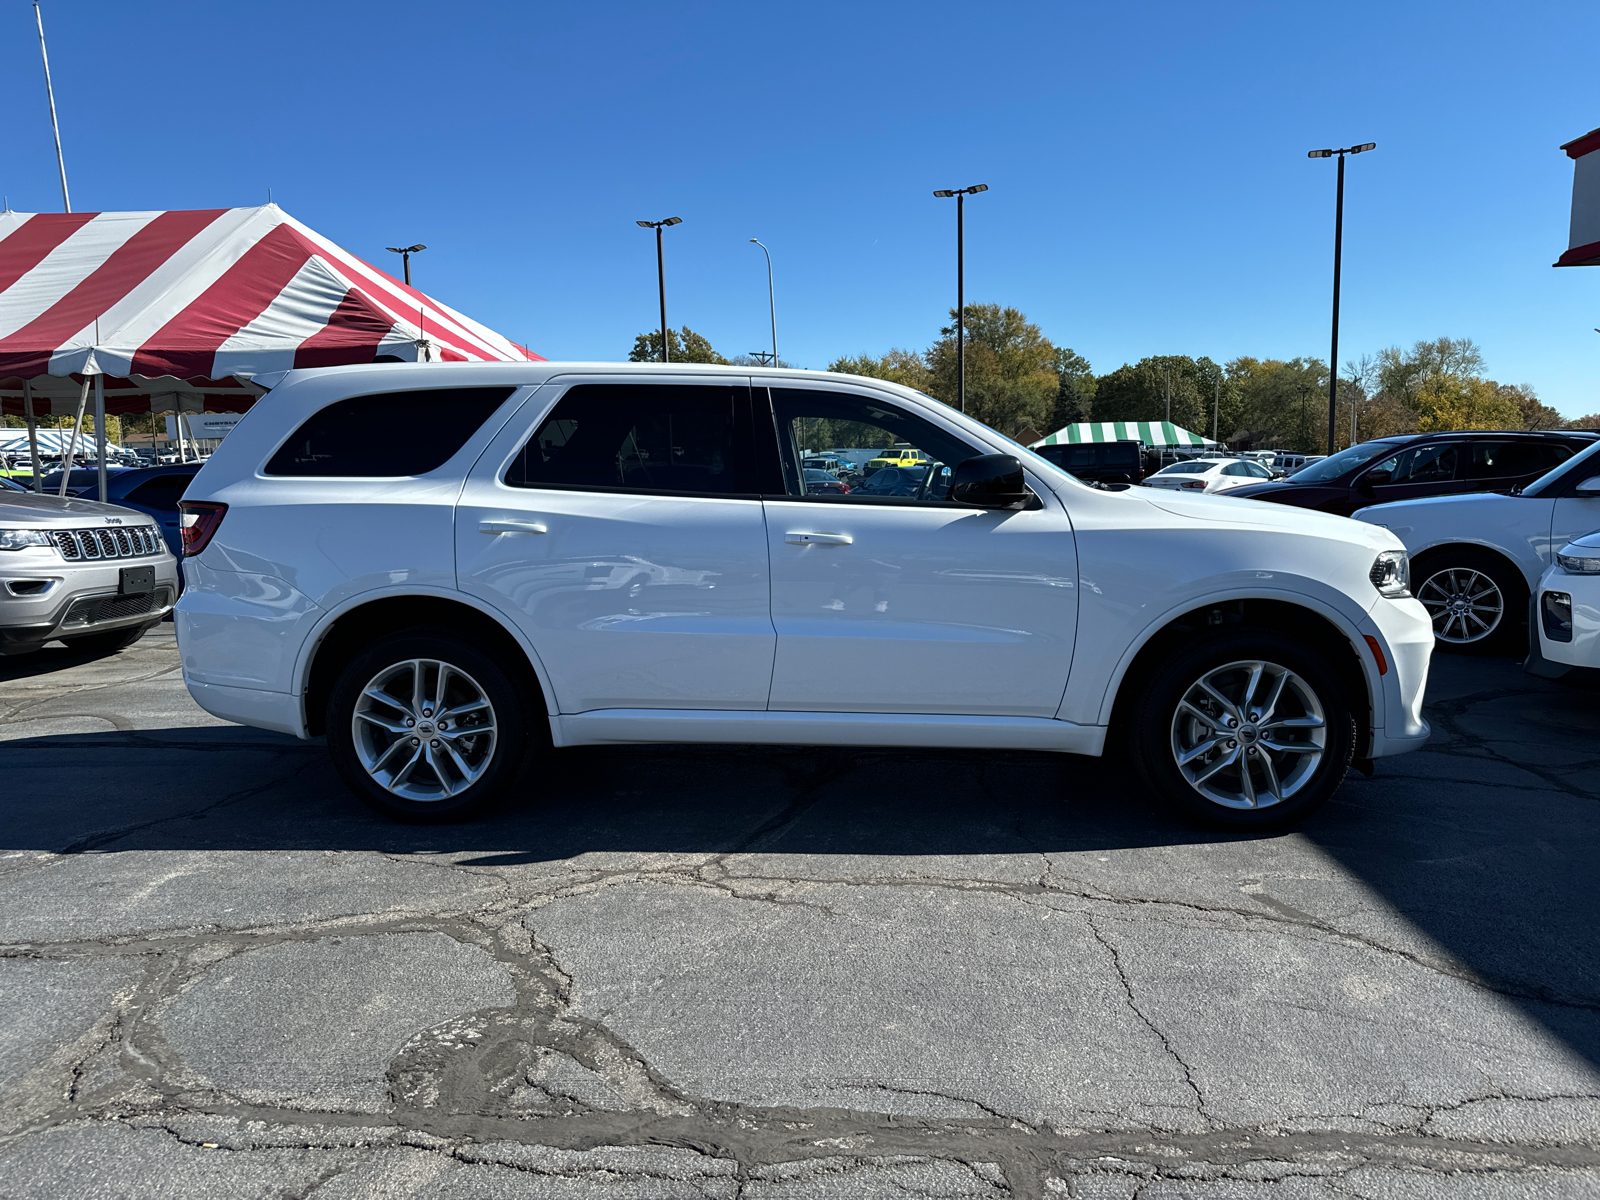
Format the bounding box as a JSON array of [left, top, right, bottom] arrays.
[[23, 380, 42, 493], [94, 373, 107, 502], [59, 377, 88, 497]]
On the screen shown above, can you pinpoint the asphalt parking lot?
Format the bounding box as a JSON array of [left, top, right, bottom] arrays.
[[2, 623, 1598, 1198]]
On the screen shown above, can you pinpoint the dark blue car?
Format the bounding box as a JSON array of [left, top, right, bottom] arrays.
[[86, 465, 202, 556]]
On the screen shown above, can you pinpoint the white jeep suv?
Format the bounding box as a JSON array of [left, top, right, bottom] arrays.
[[174, 363, 1432, 828]]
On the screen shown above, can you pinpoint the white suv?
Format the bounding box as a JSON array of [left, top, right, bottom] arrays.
[[175, 363, 1432, 828]]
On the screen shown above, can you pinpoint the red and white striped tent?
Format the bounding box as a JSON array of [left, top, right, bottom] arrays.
[[1557, 125, 1600, 268], [0, 203, 540, 431]]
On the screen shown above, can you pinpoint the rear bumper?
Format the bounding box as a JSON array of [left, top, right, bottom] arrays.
[[183, 677, 308, 738]]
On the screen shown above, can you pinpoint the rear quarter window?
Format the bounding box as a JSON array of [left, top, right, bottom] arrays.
[[264, 387, 518, 477]]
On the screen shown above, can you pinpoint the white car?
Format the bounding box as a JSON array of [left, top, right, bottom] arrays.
[[174, 363, 1432, 828], [1356, 442, 1600, 652], [1533, 530, 1600, 669], [1143, 457, 1274, 494]]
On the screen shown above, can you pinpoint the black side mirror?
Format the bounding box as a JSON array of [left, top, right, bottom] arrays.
[[1356, 468, 1391, 497], [949, 454, 1032, 509]]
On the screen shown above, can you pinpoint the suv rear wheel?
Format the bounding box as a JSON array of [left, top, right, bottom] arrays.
[[326, 628, 533, 822], [1130, 630, 1355, 830]]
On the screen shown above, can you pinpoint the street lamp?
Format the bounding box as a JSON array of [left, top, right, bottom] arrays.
[[932, 184, 989, 414], [637, 217, 683, 362], [749, 239, 777, 368], [385, 244, 426, 286], [1307, 142, 1375, 455]]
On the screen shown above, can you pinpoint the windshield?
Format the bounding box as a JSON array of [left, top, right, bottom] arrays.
[[1523, 437, 1600, 498], [1156, 462, 1215, 475], [1286, 440, 1404, 483]]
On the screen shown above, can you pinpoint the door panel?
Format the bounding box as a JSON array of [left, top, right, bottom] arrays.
[[454, 376, 776, 713], [1552, 496, 1600, 559], [763, 498, 1078, 717]]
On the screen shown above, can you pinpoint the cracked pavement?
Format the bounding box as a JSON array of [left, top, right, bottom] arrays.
[[2, 624, 1599, 1197]]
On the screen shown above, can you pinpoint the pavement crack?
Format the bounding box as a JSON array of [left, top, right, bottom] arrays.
[[1086, 916, 1208, 1122]]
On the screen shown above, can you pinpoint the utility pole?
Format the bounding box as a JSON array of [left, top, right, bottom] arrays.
[[749, 239, 777, 368], [1308, 142, 1376, 455], [1213, 377, 1220, 444], [932, 184, 989, 413], [637, 217, 682, 362]]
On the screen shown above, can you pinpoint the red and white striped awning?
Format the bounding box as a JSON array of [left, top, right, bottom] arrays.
[[0, 204, 541, 415], [1557, 126, 1600, 268]]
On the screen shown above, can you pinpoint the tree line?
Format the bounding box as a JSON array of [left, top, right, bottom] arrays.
[[632, 311, 1596, 452]]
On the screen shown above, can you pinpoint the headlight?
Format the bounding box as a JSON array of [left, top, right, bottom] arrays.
[[1370, 550, 1410, 598], [0, 528, 53, 552], [1557, 552, 1600, 574]]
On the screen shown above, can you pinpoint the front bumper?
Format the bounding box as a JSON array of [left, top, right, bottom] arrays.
[[1534, 567, 1600, 669], [1361, 594, 1434, 758], [0, 550, 181, 653]]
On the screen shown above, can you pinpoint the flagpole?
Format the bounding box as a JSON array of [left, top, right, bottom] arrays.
[[33, 1, 71, 213]]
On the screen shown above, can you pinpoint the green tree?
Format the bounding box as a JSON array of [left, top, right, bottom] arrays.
[[1048, 347, 1096, 431], [628, 326, 728, 364], [1414, 375, 1523, 432], [1224, 357, 1327, 452], [828, 348, 934, 394], [1093, 355, 1233, 442], [925, 305, 1058, 439]]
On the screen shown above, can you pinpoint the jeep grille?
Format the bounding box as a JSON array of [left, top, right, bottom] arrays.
[[52, 526, 164, 561]]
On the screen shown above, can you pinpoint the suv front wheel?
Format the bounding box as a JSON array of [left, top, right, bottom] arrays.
[[326, 629, 532, 822], [1131, 630, 1355, 830]]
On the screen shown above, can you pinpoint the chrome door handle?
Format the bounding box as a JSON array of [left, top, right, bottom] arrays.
[[786, 531, 853, 545], [479, 519, 548, 535]]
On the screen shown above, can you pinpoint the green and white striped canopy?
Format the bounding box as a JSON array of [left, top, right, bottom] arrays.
[[1031, 420, 1216, 449]]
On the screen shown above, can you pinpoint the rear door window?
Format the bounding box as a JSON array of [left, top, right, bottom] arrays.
[[123, 474, 191, 510], [504, 383, 762, 496], [1372, 443, 1457, 485], [1459, 441, 1567, 481], [265, 387, 518, 476]]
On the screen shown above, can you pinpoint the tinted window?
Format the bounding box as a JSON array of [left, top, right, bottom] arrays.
[[123, 474, 191, 510], [1158, 462, 1213, 475], [506, 383, 757, 496], [1459, 441, 1565, 481], [1371, 443, 1456, 485], [265, 387, 516, 477], [767, 388, 979, 503], [1290, 440, 1404, 483]]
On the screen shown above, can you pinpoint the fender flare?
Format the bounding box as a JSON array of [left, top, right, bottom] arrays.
[[291, 583, 558, 723], [1091, 585, 1384, 731]]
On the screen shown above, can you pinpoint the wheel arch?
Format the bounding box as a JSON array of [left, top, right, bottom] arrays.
[[1102, 594, 1376, 758], [297, 588, 554, 737], [1409, 541, 1532, 596]]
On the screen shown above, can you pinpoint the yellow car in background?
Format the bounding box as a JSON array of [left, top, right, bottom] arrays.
[[865, 448, 931, 473]]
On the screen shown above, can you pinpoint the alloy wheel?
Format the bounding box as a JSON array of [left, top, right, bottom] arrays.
[[1416, 567, 1503, 644], [1169, 659, 1327, 810], [351, 658, 498, 802]]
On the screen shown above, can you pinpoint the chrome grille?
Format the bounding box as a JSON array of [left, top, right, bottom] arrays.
[[52, 526, 163, 561]]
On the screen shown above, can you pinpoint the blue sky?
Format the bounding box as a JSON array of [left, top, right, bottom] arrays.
[[8, 1, 1600, 414]]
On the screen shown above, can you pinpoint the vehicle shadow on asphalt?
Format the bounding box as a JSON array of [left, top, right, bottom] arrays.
[[5, 655, 1599, 1068]]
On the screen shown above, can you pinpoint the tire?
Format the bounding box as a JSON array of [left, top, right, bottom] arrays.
[[1412, 548, 1526, 655], [325, 627, 535, 822], [59, 621, 156, 657], [1130, 629, 1356, 831]]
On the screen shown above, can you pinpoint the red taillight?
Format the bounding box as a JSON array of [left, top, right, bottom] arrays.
[[1180, 480, 1206, 490], [178, 501, 227, 557]]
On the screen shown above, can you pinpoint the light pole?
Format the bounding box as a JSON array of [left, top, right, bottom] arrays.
[[637, 217, 682, 362], [749, 239, 777, 368], [1308, 142, 1375, 455], [932, 184, 988, 413], [385, 244, 426, 286]]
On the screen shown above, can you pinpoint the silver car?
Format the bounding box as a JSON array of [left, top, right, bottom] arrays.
[[0, 491, 181, 657]]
